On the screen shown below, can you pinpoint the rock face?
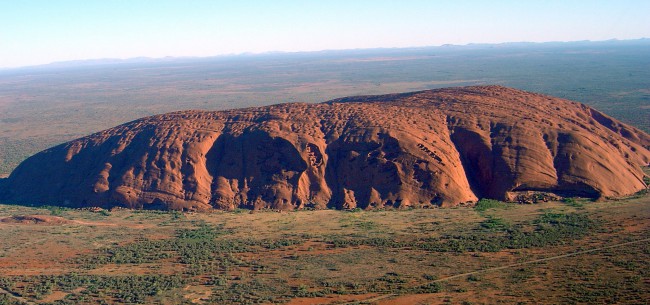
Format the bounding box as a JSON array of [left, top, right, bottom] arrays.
[[1, 86, 649, 211]]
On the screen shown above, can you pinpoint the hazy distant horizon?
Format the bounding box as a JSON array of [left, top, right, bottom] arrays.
[[2, 37, 648, 71], [2, 0, 649, 68]]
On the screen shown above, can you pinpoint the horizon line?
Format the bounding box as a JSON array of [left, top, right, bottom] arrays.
[[2, 37, 648, 71]]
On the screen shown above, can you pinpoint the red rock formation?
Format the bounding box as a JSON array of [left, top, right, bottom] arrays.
[[1, 86, 648, 210]]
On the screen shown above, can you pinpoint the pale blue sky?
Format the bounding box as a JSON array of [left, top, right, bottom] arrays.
[[1, 0, 648, 68]]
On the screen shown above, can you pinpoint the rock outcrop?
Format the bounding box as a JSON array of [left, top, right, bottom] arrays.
[[1, 86, 648, 210]]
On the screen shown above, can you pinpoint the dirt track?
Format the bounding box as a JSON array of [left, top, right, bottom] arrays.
[[348, 236, 650, 305]]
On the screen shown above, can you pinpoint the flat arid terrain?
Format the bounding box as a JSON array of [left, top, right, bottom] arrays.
[[0, 188, 648, 304]]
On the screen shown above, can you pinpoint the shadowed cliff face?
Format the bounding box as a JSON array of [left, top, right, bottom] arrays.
[[1, 86, 649, 211], [205, 130, 308, 210]]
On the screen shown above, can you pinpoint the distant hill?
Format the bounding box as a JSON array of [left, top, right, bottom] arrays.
[[1, 86, 648, 211], [6, 38, 649, 71]]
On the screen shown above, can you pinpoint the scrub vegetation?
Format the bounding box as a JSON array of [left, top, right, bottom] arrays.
[[0, 192, 648, 304]]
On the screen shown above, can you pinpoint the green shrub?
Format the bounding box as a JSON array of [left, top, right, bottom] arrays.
[[474, 199, 507, 212], [45, 206, 64, 216], [563, 197, 583, 207], [479, 216, 510, 231]]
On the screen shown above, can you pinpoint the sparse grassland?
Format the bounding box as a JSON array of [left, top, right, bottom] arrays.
[[0, 193, 648, 304]]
